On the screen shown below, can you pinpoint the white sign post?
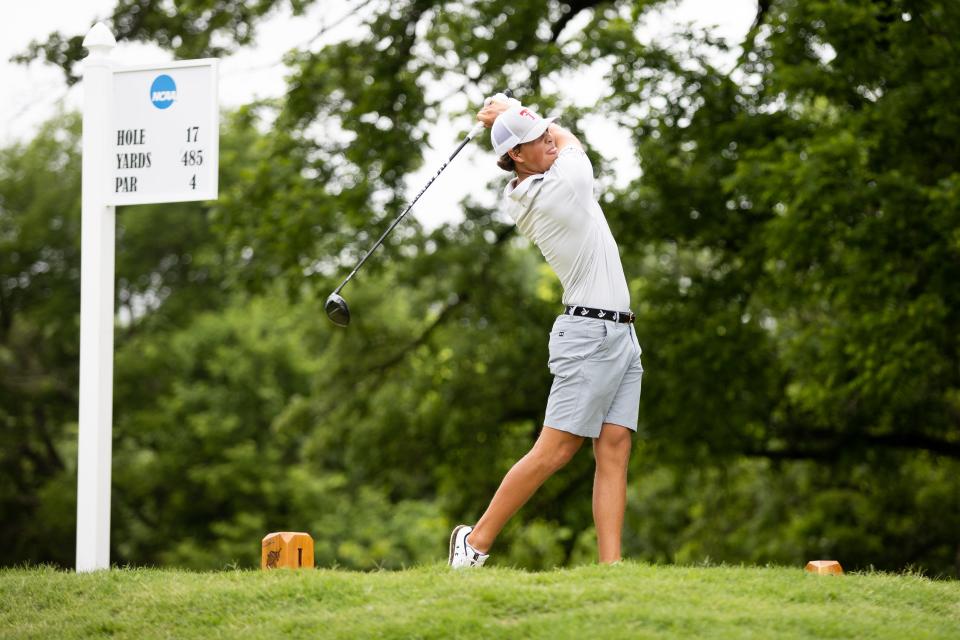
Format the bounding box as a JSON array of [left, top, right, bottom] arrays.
[[77, 22, 218, 572]]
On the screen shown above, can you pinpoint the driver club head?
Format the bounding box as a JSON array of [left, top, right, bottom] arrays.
[[324, 293, 351, 327]]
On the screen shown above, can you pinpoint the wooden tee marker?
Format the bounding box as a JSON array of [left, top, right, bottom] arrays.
[[805, 560, 843, 575], [262, 532, 314, 569]]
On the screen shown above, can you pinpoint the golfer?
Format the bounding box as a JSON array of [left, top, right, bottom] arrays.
[[449, 98, 643, 568]]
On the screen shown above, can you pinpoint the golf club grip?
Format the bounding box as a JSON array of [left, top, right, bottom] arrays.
[[331, 89, 512, 295], [458, 87, 515, 154]]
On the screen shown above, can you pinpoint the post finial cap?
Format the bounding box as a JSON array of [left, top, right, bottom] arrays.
[[83, 23, 117, 50]]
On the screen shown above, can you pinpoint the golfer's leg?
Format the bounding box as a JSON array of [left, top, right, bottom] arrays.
[[467, 426, 584, 553], [593, 423, 632, 563]]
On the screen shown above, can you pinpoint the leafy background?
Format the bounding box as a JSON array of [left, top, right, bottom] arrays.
[[2, 0, 958, 575]]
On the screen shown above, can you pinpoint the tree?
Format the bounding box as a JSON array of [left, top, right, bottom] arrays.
[[596, 0, 960, 571], [9, 0, 960, 574]]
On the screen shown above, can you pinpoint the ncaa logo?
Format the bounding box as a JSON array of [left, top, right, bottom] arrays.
[[150, 75, 177, 109]]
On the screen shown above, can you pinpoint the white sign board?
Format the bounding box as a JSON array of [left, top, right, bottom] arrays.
[[108, 59, 218, 205]]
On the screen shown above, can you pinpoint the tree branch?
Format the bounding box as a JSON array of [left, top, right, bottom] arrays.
[[361, 224, 516, 377], [549, 0, 607, 45], [749, 428, 960, 461], [732, 0, 772, 72]]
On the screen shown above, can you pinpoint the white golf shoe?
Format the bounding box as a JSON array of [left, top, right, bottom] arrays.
[[448, 524, 489, 569]]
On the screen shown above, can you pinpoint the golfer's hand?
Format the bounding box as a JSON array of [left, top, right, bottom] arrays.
[[476, 94, 519, 128]]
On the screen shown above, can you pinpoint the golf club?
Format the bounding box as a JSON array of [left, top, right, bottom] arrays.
[[325, 89, 513, 326]]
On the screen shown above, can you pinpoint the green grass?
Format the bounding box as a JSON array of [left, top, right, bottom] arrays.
[[2, 562, 958, 639]]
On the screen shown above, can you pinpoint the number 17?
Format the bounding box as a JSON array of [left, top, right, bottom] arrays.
[[186, 126, 199, 142]]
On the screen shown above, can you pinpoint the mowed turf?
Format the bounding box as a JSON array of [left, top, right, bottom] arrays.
[[2, 562, 958, 639]]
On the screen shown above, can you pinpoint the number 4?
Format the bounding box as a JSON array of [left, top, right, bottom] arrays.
[[190, 174, 197, 190]]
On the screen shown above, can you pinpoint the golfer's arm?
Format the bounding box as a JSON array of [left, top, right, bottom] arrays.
[[549, 123, 583, 152]]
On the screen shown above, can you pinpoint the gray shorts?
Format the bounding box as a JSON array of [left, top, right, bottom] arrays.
[[544, 314, 643, 438]]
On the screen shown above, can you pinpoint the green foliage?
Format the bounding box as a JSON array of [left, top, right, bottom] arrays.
[[13, 0, 305, 84], [3, 0, 960, 576], [0, 115, 83, 565], [111, 291, 456, 570]]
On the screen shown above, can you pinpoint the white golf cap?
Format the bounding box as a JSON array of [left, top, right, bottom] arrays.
[[491, 105, 559, 157]]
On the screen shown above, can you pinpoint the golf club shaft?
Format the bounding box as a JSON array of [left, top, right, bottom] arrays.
[[331, 95, 508, 296]]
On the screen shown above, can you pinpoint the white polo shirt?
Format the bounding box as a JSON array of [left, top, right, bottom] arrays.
[[502, 146, 630, 311]]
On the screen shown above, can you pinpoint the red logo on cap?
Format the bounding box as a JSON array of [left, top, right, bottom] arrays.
[[518, 109, 536, 120]]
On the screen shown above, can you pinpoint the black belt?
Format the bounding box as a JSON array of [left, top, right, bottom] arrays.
[[564, 305, 635, 324]]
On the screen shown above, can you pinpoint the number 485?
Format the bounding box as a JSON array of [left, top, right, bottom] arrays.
[[181, 150, 203, 166]]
